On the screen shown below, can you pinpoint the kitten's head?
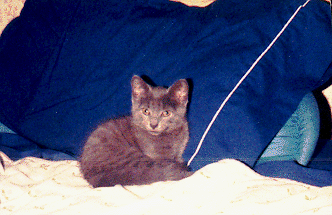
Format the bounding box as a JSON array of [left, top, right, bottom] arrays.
[[131, 75, 189, 136]]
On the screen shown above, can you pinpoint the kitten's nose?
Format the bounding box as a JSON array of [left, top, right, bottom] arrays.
[[150, 123, 158, 129]]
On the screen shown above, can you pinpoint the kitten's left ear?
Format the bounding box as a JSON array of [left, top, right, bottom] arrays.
[[168, 79, 189, 106]]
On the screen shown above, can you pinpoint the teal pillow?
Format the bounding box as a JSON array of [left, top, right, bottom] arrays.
[[257, 92, 320, 166]]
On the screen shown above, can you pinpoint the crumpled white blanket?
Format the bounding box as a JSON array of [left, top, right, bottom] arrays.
[[1, 151, 332, 215]]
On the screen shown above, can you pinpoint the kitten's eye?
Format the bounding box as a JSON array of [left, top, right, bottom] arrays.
[[161, 110, 171, 117], [142, 108, 150, 116]]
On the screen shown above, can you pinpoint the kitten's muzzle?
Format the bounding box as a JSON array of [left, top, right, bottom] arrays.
[[148, 123, 160, 135], [148, 130, 161, 136], [150, 123, 158, 129]]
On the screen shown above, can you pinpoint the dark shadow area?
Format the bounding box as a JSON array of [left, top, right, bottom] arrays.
[[309, 89, 332, 171]]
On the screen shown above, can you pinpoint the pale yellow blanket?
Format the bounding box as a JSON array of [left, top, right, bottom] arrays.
[[1, 151, 332, 215]]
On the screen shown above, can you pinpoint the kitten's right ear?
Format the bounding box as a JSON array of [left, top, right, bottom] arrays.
[[131, 75, 150, 100]]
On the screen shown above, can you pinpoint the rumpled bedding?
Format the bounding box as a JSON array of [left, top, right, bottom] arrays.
[[1, 151, 332, 215]]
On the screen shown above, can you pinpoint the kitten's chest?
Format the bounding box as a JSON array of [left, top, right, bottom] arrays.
[[134, 128, 187, 162]]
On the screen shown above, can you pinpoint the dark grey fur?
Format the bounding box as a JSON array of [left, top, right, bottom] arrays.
[[80, 75, 192, 187]]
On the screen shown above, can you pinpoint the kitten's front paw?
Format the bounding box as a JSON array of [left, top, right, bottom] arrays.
[[185, 171, 194, 177], [172, 170, 193, 181], [165, 162, 193, 181]]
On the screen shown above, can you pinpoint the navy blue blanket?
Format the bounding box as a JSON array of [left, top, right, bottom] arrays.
[[1, 0, 332, 186]]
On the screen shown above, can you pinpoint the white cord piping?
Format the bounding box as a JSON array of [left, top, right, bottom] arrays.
[[187, 0, 311, 166]]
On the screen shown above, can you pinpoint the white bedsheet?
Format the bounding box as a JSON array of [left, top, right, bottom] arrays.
[[1, 151, 332, 215]]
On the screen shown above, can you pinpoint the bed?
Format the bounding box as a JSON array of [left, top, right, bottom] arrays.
[[1, 151, 332, 214], [1, 0, 332, 213]]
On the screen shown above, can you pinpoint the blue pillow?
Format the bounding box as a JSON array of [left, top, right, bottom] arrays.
[[1, 0, 331, 185]]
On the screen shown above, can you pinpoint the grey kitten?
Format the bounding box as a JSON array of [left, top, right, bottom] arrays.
[[80, 75, 192, 187]]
